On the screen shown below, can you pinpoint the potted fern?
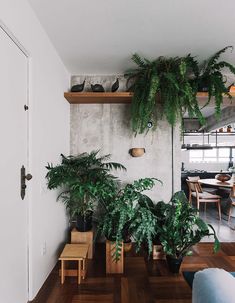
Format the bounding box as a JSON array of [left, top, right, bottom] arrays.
[[45, 151, 126, 232], [196, 46, 235, 118], [125, 48, 235, 134], [158, 191, 220, 273], [97, 178, 162, 272], [125, 53, 204, 134]]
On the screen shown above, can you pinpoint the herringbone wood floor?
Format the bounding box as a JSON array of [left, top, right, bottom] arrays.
[[31, 242, 235, 303]]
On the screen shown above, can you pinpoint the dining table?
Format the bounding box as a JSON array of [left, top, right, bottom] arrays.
[[198, 178, 234, 190]]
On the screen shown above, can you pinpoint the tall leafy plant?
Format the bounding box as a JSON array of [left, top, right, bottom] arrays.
[[45, 151, 126, 219], [158, 191, 220, 259]]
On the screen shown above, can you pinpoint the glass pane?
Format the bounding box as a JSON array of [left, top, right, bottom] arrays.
[[204, 158, 217, 162], [204, 149, 216, 157], [232, 148, 235, 158], [218, 157, 229, 163], [190, 150, 203, 158], [219, 149, 230, 157]]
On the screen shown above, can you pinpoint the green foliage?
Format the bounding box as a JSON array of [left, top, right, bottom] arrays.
[[45, 151, 126, 218], [197, 46, 235, 118], [125, 53, 202, 134], [157, 191, 220, 258], [97, 178, 162, 261], [125, 47, 235, 134]]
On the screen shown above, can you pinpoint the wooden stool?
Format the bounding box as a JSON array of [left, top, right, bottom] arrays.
[[71, 228, 94, 259], [59, 244, 89, 284]]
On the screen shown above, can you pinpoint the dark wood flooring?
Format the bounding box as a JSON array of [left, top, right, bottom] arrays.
[[32, 243, 235, 303]]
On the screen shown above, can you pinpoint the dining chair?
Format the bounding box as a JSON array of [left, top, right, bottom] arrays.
[[228, 184, 235, 226], [186, 179, 221, 221], [187, 176, 218, 195]]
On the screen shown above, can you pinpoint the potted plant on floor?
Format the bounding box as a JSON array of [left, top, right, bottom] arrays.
[[158, 191, 220, 274], [97, 178, 162, 273], [45, 151, 126, 232]]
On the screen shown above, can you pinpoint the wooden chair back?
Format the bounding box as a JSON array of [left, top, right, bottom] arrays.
[[186, 179, 203, 194], [230, 184, 235, 199]]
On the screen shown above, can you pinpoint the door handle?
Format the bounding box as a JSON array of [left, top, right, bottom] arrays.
[[25, 173, 32, 181], [21, 165, 32, 200]]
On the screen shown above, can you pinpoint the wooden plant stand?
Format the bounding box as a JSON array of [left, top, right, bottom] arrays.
[[71, 228, 93, 259], [106, 240, 124, 274], [153, 244, 165, 260], [59, 244, 89, 284]]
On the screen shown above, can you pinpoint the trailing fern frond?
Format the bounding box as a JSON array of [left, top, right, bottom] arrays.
[[131, 53, 148, 68], [205, 46, 233, 73]]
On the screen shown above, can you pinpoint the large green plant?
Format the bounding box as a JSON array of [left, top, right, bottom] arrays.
[[125, 53, 203, 134], [197, 46, 235, 118], [158, 191, 220, 259], [125, 48, 235, 134], [45, 151, 126, 218], [98, 178, 162, 260]]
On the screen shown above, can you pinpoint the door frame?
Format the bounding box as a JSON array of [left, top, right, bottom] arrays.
[[0, 20, 31, 301]]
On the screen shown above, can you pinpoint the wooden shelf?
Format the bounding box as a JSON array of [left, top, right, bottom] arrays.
[[64, 92, 133, 104], [197, 92, 235, 97], [64, 91, 235, 104]]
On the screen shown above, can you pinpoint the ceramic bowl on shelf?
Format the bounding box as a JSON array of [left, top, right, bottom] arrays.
[[215, 174, 231, 182]]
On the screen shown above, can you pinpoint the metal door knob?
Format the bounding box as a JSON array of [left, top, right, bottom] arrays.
[[25, 174, 32, 181]]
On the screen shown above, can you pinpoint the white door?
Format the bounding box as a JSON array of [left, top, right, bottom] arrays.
[[0, 27, 29, 303]]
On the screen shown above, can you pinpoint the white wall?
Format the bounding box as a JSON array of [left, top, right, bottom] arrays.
[[0, 0, 70, 300]]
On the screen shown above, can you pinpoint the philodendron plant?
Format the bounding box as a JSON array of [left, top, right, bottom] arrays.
[[158, 191, 220, 259], [98, 177, 162, 261]]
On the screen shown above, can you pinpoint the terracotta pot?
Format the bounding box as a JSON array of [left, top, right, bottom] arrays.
[[215, 174, 231, 182], [129, 148, 145, 157]]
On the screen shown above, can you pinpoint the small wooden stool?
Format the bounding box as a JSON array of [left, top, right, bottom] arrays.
[[59, 244, 89, 284], [71, 228, 94, 259]]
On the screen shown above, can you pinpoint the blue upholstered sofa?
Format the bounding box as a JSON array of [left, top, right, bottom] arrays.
[[184, 268, 235, 303]]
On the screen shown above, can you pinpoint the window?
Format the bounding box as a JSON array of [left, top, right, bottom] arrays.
[[189, 148, 231, 163]]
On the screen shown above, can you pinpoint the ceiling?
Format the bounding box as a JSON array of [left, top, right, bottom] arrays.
[[29, 0, 235, 75]]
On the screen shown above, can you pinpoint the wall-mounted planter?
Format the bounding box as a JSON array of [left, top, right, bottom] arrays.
[[129, 148, 145, 157]]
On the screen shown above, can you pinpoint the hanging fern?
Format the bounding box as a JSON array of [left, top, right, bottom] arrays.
[[197, 46, 235, 118], [125, 47, 235, 134], [125, 54, 200, 133]]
